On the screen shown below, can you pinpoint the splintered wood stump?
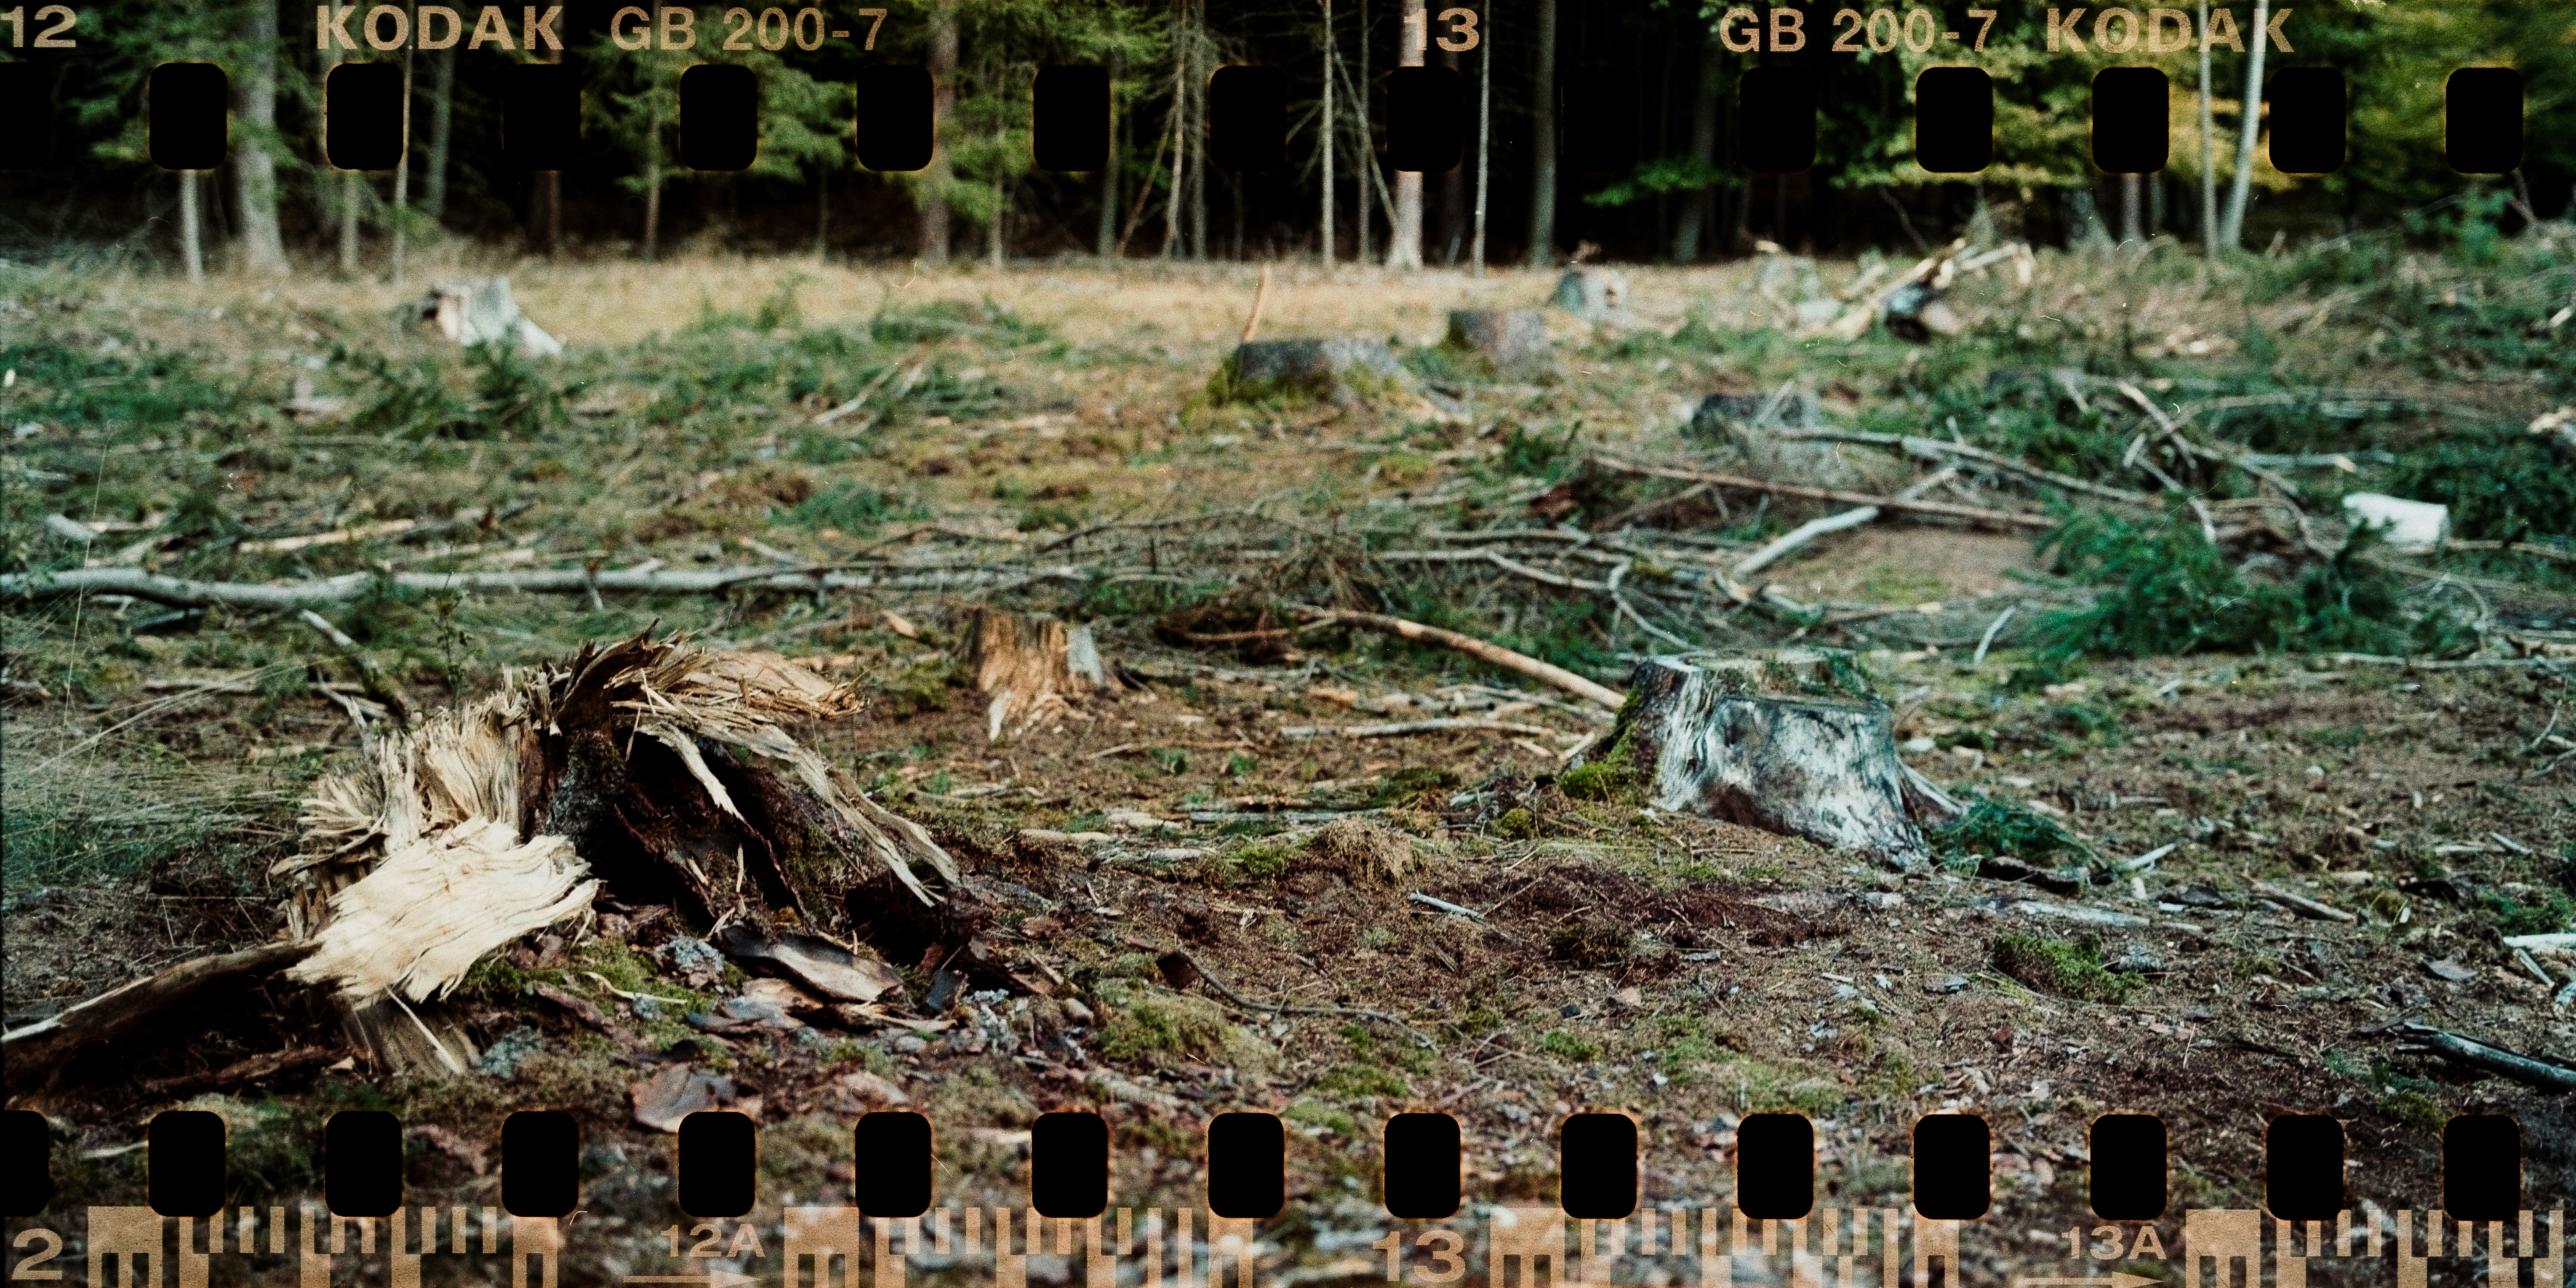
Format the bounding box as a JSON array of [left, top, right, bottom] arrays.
[[968, 608, 1111, 740], [1597, 649, 1931, 867]]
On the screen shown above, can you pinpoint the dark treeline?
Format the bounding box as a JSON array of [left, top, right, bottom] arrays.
[[3, 1, 2570, 274]]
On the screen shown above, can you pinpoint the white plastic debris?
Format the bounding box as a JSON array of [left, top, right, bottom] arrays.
[[2340, 493, 2449, 550]]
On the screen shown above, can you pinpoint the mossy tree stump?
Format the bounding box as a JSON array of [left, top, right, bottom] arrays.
[[1590, 649, 1930, 868]]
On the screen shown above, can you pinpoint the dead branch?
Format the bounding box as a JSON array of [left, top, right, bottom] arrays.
[[1, 940, 319, 1097], [1773, 428, 2151, 505], [2250, 879, 2357, 922], [2392, 1020, 2576, 1092], [1, 563, 1103, 610], [1277, 718, 1569, 740], [1296, 608, 1627, 709], [1589, 454, 2055, 532]]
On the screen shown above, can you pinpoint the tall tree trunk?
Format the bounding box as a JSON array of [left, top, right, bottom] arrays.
[[1098, 53, 1121, 259], [1163, 3, 1186, 261], [1188, 4, 1207, 261], [179, 171, 205, 284], [1321, 0, 1334, 268], [817, 165, 832, 257], [1670, 32, 1719, 264], [1354, 0, 1369, 265], [1469, 0, 1490, 275], [921, 0, 959, 266], [644, 106, 663, 262], [340, 172, 362, 275], [2120, 173, 2141, 244], [2220, 0, 2268, 247], [990, 171, 1007, 270], [425, 45, 454, 220], [1437, 43, 1462, 265], [1385, 0, 1424, 268], [391, 3, 414, 284], [1524, 0, 1558, 268], [236, 0, 286, 272], [2197, 0, 2216, 255]]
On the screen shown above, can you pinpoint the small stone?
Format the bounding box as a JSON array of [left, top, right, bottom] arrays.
[[1924, 975, 1970, 995], [1559, 1003, 1585, 1019], [474, 1026, 545, 1079], [2425, 959, 2480, 983], [1903, 737, 1937, 754], [2105, 946, 2166, 974], [892, 1034, 929, 1055]]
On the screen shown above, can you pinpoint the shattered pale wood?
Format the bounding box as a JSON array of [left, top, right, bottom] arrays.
[[286, 818, 598, 1002], [1600, 649, 1931, 868], [967, 609, 1111, 741]]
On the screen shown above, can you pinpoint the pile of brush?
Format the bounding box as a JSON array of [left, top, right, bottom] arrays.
[[3, 631, 966, 1095]]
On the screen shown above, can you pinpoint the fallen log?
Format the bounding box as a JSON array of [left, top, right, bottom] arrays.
[[1589, 454, 2056, 532], [1, 940, 319, 1098], [1296, 608, 1626, 710], [1585, 648, 1929, 868]]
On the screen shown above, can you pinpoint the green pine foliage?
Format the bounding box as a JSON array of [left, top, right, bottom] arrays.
[[2030, 508, 2473, 660]]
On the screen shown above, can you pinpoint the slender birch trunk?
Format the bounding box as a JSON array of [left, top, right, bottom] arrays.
[[1322, 0, 1335, 268], [2198, 0, 2216, 255], [1386, 0, 1425, 269], [1164, 3, 1186, 261], [2220, 0, 2268, 246], [1355, 0, 1369, 265], [1097, 53, 1121, 259], [1468, 0, 1490, 274], [1525, 0, 1558, 268], [237, 0, 287, 272], [179, 172, 205, 284]]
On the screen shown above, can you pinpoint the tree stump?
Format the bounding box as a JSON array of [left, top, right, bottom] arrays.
[[1218, 338, 1467, 419], [1552, 265, 1630, 320], [1589, 649, 1932, 867], [968, 609, 1113, 741], [418, 277, 564, 358], [1443, 308, 1556, 378]]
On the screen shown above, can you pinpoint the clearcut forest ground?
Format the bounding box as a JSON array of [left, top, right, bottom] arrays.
[[4, 234, 2574, 1277]]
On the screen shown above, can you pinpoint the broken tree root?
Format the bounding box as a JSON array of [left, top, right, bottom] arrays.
[[1295, 608, 1626, 709], [0, 940, 319, 1098]]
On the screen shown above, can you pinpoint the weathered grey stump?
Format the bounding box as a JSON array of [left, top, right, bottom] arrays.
[[1592, 649, 1932, 867], [1443, 308, 1554, 377], [1552, 265, 1631, 320]]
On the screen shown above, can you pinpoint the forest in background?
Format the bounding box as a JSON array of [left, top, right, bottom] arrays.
[[3, 1, 2575, 275]]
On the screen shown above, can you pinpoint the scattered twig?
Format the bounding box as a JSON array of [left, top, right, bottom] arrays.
[[1, 563, 1104, 610], [2250, 880, 2357, 922], [1408, 892, 1489, 922], [1732, 506, 1882, 579], [1171, 950, 1437, 1049], [1296, 608, 1626, 709], [1972, 605, 2019, 667], [298, 609, 411, 726], [1241, 265, 1273, 343]]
